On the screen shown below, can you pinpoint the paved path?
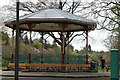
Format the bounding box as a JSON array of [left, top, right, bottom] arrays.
[[2, 77, 111, 80], [2, 71, 110, 78]]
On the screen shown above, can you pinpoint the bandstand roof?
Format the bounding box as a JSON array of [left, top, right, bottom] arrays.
[[5, 9, 97, 32]]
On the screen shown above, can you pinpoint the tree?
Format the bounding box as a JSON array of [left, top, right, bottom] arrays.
[[19, 42, 29, 54], [67, 44, 74, 51], [1, 29, 11, 60], [32, 39, 42, 49], [91, 52, 98, 62], [104, 34, 119, 50], [44, 42, 51, 49], [52, 40, 58, 47], [88, 44, 92, 52], [82, 0, 120, 50], [75, 49, 79, 53], [0, 10, 11, 61], [23, 35, 29, 44], [1, 31, 10, 45], [2, 45, 11, 60]]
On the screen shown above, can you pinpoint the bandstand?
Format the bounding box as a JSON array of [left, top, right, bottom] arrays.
[[5, 9, 97, 72]]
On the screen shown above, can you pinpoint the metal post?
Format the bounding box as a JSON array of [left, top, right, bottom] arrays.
[[28, 53, 31, 63], [61, 33, 65, 64], [15, 1, 19, 80], [66, 32, 70, 64], [11, 29, 14, 63], [28, 30, 32, 63], [111, 49, 119, 80], [41, 32, 44, 63], [67, 46, 69, 64], [86, 31, 88, 64]]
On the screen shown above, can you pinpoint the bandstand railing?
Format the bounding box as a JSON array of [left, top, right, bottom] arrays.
[[13, 54, 86, 64]]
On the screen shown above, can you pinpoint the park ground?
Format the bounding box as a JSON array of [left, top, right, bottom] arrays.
[[1, 77, 111, 80]]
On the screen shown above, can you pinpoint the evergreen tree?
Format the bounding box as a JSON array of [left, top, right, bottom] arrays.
[[88, 44, 92, 52], [1, 31, 9, 45], [23, 35, 29, 44]]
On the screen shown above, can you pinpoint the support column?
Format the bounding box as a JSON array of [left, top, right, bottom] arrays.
[[28, 30, 32, 63], [67, 32, 70, 64], [85, 31, 88, 64], [61, 33, 65, 64], [11, 29, 14, 63], [41, 32, 44, 63], [28, 53, 31, 63], [67, 45, 69, 64]]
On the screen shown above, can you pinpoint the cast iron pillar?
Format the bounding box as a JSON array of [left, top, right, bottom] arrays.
[[86, 31, 88, 64], [11, 29, 14, 63]]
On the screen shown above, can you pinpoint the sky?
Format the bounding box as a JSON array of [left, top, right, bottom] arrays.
[[0, 0, 110, 52]]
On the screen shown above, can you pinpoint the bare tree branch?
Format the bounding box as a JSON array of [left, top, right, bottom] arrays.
[[66, 32, 84, 46], [48, 32, 61, 45]]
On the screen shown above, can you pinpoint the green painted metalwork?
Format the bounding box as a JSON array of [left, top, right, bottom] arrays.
[[65, 54, 86, 64], [13, 54, 29, 63], [31, 54, 41, 63], [19, 54, 28, 63], [43, 54, 62, 64], [13, 54, 86, 64], [111, 49, 119, 80]]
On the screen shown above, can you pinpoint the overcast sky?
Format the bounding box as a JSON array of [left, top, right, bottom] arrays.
[[0, 0, 110, 52]]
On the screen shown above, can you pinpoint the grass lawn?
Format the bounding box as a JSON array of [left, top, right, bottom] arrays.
[[0, 67, 8, 70], [98, 66, 110, 72], [2, 67, 8, 70]]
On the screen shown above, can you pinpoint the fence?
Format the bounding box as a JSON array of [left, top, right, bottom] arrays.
[[13, 54, 86, 64]]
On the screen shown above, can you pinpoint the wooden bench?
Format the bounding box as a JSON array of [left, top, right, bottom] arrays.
[[9, 63, 91, 72]]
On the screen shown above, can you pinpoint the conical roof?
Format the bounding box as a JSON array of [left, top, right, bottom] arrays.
[[5, 9, 97, 32]]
